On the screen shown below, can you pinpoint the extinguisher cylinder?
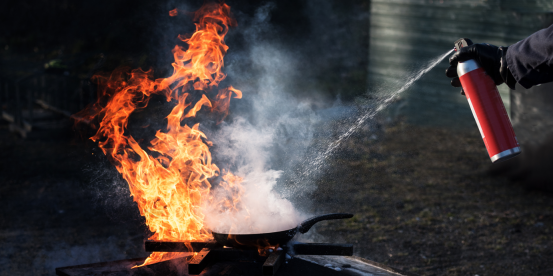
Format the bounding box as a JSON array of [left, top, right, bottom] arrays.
[[457, 59, 521, 163]]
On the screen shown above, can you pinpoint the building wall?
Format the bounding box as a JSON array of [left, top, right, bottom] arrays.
[[368, 0, 553, 128]]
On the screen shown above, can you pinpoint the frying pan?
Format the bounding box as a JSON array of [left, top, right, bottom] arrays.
[[212, 213, 353, 249]]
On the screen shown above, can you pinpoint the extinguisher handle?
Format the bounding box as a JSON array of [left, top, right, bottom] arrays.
[[454, 38, 473, 52]]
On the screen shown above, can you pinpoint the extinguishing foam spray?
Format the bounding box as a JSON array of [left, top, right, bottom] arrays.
[[454, 38, 520, 163]]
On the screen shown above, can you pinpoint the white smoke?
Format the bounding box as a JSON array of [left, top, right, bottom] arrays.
[[201, 3, 323, 234]]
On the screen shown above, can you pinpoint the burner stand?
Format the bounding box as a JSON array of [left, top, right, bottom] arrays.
[[145, 240, 354, 276]]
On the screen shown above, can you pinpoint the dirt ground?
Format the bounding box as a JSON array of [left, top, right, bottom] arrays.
[[1, 119, 552, 276], [311, 121, 553, 276], [0, 121, 149, 276]]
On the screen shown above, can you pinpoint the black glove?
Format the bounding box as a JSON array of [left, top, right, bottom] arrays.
[[445, 43, 516, 95]]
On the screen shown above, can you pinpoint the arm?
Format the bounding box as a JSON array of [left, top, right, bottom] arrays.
[[507, 24, 553, 89], [446, 24, 553, 92]]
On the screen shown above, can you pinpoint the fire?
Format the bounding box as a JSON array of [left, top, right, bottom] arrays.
[[214, 169, 246, 215], [75, 2, 243, 266], [258, 244, 281, 257]]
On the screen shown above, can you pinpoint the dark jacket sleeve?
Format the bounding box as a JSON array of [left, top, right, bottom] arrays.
[[506, 24, 553, 89]]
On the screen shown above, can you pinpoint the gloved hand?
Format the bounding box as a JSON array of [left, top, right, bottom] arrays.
[[445, 43, 515, 94]]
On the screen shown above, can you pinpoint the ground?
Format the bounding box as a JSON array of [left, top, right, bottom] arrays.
[[312, 121, 553, 276], [0, 119, 552, 276], [0, 121, 148, 276]]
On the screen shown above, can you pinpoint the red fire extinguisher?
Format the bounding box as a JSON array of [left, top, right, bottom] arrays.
[[454, 38, 520, 163]]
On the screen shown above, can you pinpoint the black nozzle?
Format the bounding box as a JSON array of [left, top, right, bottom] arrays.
[[454, 38, 473, 51]]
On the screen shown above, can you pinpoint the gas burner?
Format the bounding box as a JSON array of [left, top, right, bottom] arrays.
[[56, 240, 418, 276], [145, 240, 354, 275]]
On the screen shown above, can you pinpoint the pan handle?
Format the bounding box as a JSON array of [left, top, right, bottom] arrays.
[[297, 213, 353, 234]]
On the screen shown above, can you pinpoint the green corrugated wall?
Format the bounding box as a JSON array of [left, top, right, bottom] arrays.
[[368, 0, 553, 127]]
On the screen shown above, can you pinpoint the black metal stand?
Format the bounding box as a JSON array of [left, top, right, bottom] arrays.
[[144, 240, 353, 276], [262, 251, 284, 276], [188, 242, 217, 274]]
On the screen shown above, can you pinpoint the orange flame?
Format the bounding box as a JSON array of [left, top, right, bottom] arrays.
[[75, 2, 243, 266], [214, 169, 245, 214], [258, 244, 281, 257]]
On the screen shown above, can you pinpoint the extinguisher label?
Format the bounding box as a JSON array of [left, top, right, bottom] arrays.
[[467, 98, 485, 138]]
